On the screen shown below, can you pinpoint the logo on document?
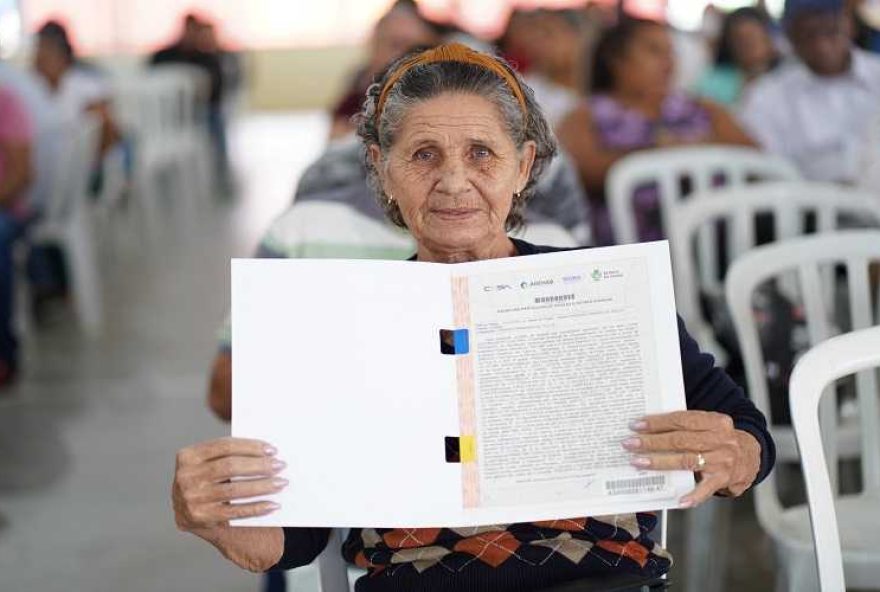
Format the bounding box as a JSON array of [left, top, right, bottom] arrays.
[[591, 268, 624, 282], [483, 284, 513, 292], [519, 278, 554, 290]]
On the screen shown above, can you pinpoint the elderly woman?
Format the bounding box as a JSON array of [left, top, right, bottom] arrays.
[[172, 44, 774, 591]]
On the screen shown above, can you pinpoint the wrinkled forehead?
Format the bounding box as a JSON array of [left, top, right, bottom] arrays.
[[391, 93, 513, 147]]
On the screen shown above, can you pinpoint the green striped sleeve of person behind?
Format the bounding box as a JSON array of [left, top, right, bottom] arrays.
[[216, 199, 417, 351]]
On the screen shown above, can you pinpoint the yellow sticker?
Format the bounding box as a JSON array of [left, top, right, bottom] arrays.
[[460, 435, 477, 462]]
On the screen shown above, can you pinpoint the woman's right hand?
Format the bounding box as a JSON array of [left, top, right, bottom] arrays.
[[172, 437, 287, 532]]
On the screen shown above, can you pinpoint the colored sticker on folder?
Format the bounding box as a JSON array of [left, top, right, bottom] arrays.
[[453, 329, 469, 354], [444, 435, 478, 464], [459, 435, 476, 462], [439, 329, 470, 355]]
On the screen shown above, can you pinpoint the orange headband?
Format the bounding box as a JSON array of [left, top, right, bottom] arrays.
[[375, 43, 528, 124]]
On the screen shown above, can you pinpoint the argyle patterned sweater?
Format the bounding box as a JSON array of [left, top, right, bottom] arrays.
[[267, 239, 775, 591]]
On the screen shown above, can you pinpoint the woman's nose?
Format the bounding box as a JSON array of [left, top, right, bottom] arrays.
[[435, 157, 471, 196]]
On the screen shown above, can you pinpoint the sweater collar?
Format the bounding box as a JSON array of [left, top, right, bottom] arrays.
[[407, 237, 536, 262]]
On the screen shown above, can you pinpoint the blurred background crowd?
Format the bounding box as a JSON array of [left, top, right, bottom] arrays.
[[0, 0, 879, 591]]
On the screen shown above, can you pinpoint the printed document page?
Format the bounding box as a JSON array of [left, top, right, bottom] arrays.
[[460, 244, 691, 512]]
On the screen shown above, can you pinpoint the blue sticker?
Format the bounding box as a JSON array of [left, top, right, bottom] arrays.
[[453, 329, 469, 355]]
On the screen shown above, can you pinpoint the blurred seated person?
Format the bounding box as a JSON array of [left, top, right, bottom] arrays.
[[557, 17, 755, 246], [207, 135, 588, 421], [498, 9, 586, 128], [32, 21, 121, 314], [0, 85, 32, 387], [328, 0, 442, 141], [497, 9, 536, 71], [151, 14, 230, 186], [197, 21, 244, 117], [33, 21, 120, 157], [195, 20, 239, 184], [696, 7, 782, 106], [739, 0, 880, 184]]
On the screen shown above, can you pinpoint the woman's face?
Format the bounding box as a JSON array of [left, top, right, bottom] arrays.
[[730, 19, 775, 73], [371, 92, 536, 254], [613, 25, 674, 97]]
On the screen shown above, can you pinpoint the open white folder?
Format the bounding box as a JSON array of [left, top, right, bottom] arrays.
[[231, 241, 694, 528]]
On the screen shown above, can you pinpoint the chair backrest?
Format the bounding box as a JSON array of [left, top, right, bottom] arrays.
[[670, 182, 880, 357], [725, 231, 880, 535], [111, 74, 162, 142], [112, 67, 207, 147], [606, 145, 800, 245], [148, 64, 211, 132], [789, 326, 880, 591], [44, 114, 102, 222]]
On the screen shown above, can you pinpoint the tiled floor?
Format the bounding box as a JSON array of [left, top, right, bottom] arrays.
[[0, 111, 782, 592]]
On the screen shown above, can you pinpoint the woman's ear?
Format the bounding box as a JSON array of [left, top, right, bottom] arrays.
[[516, 141, 537, 192]]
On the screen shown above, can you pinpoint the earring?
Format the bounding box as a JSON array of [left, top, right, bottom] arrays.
[[514, 191, 521, 200], [387, 193, 394, 206]]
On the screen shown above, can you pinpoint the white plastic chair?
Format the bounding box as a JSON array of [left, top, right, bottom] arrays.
[[28, 115, 103, 335], [668, 181, 880, 365], [148, 64, 213, 209], [111, 67, 213, 239], [789, 325, 880, 592], [606, 145, 800, 246], [726, 231, 880, 591]]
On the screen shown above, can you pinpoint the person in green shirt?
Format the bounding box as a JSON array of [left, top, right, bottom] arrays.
[[696, 7, 782, 106]]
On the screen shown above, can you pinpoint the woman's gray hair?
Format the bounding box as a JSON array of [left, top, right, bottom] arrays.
[[356, 47, 558, 232]]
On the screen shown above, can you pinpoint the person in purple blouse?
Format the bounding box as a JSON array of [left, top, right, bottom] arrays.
[[558, 17, 757, 246]]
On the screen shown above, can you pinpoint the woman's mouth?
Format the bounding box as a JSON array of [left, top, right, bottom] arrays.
[[431, 208, 480, 220]]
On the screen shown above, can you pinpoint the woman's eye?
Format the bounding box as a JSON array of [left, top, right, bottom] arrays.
[[472, 146, 492, 160], [413, 149, 435, 162]]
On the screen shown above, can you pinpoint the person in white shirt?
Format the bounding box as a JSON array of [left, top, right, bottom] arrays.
[[33, 21, 120, 157], [739, 0, 880, 184]]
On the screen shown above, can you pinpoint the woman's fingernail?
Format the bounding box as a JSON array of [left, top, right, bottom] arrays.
[[630, 456, 652, 468], [271, 478, 289, 489], [629, 419, 648, 431], [266, 502, 281, 511], [263, 444, 278, 456], [680, 498, 694, 509], [270, 460, 286, 472], [621, 437, 641, 450]]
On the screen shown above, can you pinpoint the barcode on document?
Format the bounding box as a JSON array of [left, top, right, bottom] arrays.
[[605, 475, 667, 496]]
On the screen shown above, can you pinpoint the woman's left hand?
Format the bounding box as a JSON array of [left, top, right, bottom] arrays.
[[622, 410, 762, 508]]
